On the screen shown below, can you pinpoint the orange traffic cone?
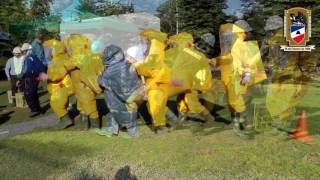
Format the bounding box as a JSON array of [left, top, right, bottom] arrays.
[[289, 111, 312, 142]]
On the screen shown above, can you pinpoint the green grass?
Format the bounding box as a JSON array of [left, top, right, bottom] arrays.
[[0, 78, 319, 179], [0, 123, 319, 179], [0, 80, 52, 125]]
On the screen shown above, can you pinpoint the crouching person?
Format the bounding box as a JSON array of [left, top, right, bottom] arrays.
[[96, 45, 142, 138]]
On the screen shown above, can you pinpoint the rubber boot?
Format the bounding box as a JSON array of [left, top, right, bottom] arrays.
[[185, 112, 206, 122], [200, 109, 215, 122], [57, 114, 74, 129], [126, 126, 140, 138], [178, 112, 187, 123], [166, 109, 179, 131], [153, 126, 167, 134], [79, 114, 89, 130], [233, 112, 253, 139], [89, 118, 100, 129]]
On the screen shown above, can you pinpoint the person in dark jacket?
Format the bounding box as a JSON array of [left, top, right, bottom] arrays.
[[31, 30, 48, 68], [21, 43, 46, 117], [96, 45, 143, 138]]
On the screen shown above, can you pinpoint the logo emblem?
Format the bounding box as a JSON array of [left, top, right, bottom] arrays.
[[290, 24, 305, 44], [282, 7, 315, 51]]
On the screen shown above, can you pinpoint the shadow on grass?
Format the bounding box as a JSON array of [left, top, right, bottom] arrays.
[[75, 170, 103, 180], [114, 165, 137, 180], [0, 137, 98, 178], [0, 91, 6, 96], [0, 111, 14, 125]]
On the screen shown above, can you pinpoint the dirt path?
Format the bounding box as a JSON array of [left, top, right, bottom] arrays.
[[0, 114, 58, 138]]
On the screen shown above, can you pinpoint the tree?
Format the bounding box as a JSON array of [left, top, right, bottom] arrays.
[[100, 2, 132, 16], [30, 0, 53, 18], [0, 0, 27, 32], [157, 0, 178, 34], [157, 0, 228, 57], [77, 0, 134, 20], [77, 0, 97, 19]]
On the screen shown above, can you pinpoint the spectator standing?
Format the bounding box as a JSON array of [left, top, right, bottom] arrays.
[[5, 46, 25, 106], [21, 43, 46, 117]]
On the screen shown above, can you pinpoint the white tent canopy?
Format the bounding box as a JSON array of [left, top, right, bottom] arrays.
[[60, 12, 160, 53]]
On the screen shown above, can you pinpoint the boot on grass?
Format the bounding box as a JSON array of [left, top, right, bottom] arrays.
[[57, 115, 74, 129]]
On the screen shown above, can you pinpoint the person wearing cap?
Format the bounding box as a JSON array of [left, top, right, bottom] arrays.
[[5, 46, 25, 106], [21, 43, 46, 117], [96, 45, 142, 138], [215, 21, 266, 138]]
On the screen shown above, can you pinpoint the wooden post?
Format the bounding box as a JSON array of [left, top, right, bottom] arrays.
[[15, 93, 28, 108], [7, 90, 13, 104]]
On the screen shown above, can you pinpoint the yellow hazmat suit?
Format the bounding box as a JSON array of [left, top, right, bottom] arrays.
[[218, 23, 266, 113], [165, 32, 212, 115], [64, 34, 104, 122], [134, 29, 170, 127], [44, 39, 74, 119]]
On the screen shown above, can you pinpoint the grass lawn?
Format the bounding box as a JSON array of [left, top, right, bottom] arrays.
[[0, 80, 52, 125], [0, 78, 319, 179]]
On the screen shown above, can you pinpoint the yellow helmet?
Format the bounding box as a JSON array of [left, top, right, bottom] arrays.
[[43, 39, 65, 55], [140, 29, 168, 43]]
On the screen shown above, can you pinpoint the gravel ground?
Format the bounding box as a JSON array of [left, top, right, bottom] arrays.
[[0, 114, 58, 138]]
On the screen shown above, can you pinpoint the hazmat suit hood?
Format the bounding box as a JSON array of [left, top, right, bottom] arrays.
[[168, 32, 194, 49], [99, 45, 141, 102], [103, 44, 125, 67], [140, 29, 168, 43], [64, 34, 91, 56], [43, 39, 65, 56]]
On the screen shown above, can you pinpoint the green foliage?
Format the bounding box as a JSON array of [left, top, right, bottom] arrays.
[[101, 3, 130, 16], [76, 0, 98, 19], [0, 78, 320, 179], [157, 0, 178, 35], [0, 0, 59, 44], [0, 0, 27, 32], [30, 0, 53, 18], [157, 0, 228, 57], [77, 0, 134, 20]]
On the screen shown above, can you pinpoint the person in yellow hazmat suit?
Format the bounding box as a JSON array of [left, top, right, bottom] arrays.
[[215, 21, 267, 136], [133, 29, 181, 133], [64, 34, 104, 129], [261, 16, 317, 129], [44, 39, 74, 129], [165, 32, 214, 123]]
